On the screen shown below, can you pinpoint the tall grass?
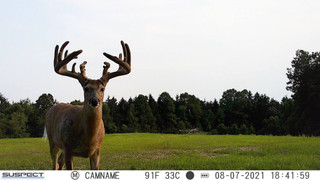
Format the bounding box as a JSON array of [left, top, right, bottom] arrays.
[[0, 134, 319, 170]]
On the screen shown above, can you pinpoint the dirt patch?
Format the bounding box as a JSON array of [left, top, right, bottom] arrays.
[[237, 146, 259, 151], [183, 146, 259, 158], [121, 149, 176, 160], [192, 149, 228, 158], [139, 149, 176, 160], [113, 146, 258, 160]]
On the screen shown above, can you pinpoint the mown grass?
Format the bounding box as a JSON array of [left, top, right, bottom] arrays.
[[0, 133, 319, 170]]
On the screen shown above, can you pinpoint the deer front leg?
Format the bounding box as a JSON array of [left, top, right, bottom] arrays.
[[90, 148, 101, 170], [58, 151, 65, 170], [64, 149, 74, 170]]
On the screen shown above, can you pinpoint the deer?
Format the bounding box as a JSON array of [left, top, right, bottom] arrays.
[[45, 40, 131, 170]]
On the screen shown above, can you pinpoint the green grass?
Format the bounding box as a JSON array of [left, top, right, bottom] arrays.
[[0, 133, 319, 170]]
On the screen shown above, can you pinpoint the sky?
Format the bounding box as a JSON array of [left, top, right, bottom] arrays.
[[0, 0, 320, 103]]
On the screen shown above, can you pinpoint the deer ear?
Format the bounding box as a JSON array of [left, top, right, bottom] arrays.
[[98, 79, 108, 86], [84, 86, 89, 92], [79, 79, 89, 87]]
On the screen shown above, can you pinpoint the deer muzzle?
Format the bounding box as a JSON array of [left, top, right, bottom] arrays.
[[89, 97, 100, 107]]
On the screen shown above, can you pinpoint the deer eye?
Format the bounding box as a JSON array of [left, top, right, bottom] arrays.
[[100, 88, 105, 92]]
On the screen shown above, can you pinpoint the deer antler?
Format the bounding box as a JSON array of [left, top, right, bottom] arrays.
[[100, 41, 131, 84], [54, 41, 89, 86]]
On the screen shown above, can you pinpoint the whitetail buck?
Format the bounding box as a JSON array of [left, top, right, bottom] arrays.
[[45, 40, 131, 170]]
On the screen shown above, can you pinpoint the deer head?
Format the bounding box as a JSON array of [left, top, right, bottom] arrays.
[[54, 41, 131, 108]]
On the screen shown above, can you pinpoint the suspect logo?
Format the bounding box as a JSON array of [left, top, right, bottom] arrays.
[[2, 172, 44, 179]]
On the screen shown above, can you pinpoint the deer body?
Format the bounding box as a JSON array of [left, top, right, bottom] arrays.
[[46, 41, 131, 170], [46, 103, 104, 156]]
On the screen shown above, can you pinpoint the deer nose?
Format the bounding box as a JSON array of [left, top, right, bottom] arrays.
[[89, 97, 100, 107]]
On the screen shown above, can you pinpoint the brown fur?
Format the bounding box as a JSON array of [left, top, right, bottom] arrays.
[[46, 81, 106, 170]]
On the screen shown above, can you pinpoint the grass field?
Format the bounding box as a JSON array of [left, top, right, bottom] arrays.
[[0, 133, 319, 170]]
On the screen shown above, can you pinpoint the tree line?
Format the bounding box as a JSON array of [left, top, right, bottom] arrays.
[[0, 50, 319, 138]]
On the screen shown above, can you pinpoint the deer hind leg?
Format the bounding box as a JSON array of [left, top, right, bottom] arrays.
[[58, 151, 65, 170], [49, 140, 59, 170], [64, 148, 74, 170], [90, 148, 101, 170]]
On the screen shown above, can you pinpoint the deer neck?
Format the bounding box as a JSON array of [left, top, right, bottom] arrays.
[[81, 104, 103, 137]]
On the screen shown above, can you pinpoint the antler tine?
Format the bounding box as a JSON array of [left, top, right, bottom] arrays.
[[124, 43, 131, 66], [80, 61, 89, 80], [53, 41, 88, 86], [101, 62, 111, 76], [100, 41, 131, 83]]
